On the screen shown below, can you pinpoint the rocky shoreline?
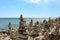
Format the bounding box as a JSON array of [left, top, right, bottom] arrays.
[[0, 14, 60, 40]]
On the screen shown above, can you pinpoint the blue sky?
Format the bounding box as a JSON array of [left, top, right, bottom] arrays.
[[0, 0, 60, 18]]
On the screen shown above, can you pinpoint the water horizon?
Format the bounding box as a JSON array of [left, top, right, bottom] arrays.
[[0, 18, 49, 30]]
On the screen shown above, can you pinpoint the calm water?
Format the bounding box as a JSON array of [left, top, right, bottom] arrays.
[[0, 18, 48, 29]]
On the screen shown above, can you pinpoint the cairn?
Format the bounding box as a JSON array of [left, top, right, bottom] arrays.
[[8, 22, 16, 40], [29, 19, 33, 27], [7, 22, 13, 35], [17, 14, 28, 40]]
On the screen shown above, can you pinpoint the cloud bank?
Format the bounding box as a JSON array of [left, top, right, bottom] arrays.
[[24, 0, 60, 4], [24, 0, 41, 4]]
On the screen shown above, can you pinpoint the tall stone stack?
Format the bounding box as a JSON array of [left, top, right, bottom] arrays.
[[19, 14, 26, 28], [7, 22, 15, 40], [55, 18, 58, 23], [57, 17, 60, 26], [17, 14, 28, 40], [56, 17, 60, 35], [29, 19, 33, 27], [30, 21, 40, 38], [43, 19, 49, 31], [7, 22, 13, 35], [27, 19, 33, 34], [34, 21, 39, 30], [34, 21, 40, 33], [48, 17, 52, 27], [47, 17, 53, 31]]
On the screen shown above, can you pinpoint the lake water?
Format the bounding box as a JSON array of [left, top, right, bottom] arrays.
[[0, 18, 48, 29]]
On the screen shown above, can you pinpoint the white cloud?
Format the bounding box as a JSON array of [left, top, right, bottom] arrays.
[[17, 0, 59, 4], [44, 0, 56, 3], [24, 0, 56, 4], [24, 0, 41, 4]]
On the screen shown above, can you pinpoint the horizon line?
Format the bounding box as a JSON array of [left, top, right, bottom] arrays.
[[0, 17, 59, 18]]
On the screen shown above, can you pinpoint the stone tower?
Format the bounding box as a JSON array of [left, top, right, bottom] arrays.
[[30, 21, 40, 38], [18, 14, 26, 34], [34, 21, 40, 33], [8, 22, 16, 40], [17, 14, 28, 40], [29, 19, 33, 27], [7, 22, 13, 35]]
